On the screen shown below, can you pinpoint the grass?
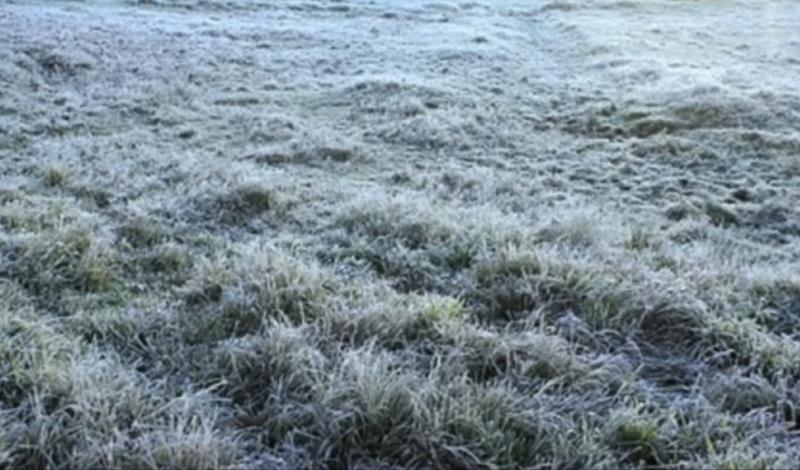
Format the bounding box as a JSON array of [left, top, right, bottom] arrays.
[[9, 224, 120, 299], [181, 244, 332, 341], [2, 0, 800, 468]]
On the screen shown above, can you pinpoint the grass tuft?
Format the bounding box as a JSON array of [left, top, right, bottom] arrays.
[[183, 245, 331, 341], [11, 225, 119, 297], [43, 166, 70, 188]]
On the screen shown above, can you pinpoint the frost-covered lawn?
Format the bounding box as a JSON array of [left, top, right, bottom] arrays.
[[1, 0, 800, 467]]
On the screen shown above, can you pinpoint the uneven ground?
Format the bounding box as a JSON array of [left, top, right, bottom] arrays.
[[1, 0, 800, 468]]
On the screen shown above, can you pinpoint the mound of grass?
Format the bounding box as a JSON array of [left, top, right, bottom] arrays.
[[330, 197, 515, 292], [118, 216, 169, 248], [43, 166, 70, 188], [215, 322, 327, 408], [10, 225, 119, 297], [196, 183, 284, 226], [183, 244, 331, 341]]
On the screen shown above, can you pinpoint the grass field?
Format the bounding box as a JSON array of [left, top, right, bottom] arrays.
[[1, 0, 800, 468]]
